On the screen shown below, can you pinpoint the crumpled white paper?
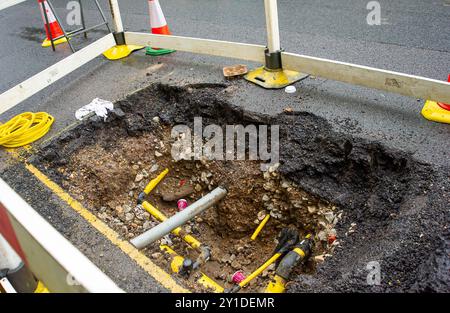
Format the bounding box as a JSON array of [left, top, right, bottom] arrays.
[[75, 98, 114, 121]]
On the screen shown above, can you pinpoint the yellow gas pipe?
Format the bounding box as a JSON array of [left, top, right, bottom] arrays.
[[251, 214, 270, 240], [142, 201, 203, 250], [137, 168, 169, 204], [144, 168, 169, 194], [238, 252, 281, 288], [160, 245, 224, 293], [264, 234, 313, 293]]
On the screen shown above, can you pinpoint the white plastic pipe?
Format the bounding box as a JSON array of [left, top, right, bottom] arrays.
[[108, 0, 124, 32], [131, 187, 227, 249], [264, 0, 281, 53]]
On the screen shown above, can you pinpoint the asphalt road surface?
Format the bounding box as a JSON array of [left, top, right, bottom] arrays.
[[1, 0, 450, 88], [1, 0, 449, 164]]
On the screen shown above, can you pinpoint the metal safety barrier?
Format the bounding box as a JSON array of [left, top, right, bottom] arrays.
[[0, 0, 448, 115]]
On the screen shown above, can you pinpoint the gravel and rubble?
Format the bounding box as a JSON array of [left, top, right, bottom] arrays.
[[47, 126, 339, 291]]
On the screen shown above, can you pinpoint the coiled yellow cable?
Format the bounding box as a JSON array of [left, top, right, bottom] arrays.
[[0, 112, 54, 148]]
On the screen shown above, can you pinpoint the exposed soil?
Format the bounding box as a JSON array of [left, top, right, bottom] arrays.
[[36, 120, 337, 292], [32, 83, 450, 293]]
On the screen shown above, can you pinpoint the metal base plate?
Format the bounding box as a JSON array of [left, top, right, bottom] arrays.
[[421, 100, 450, 124], [244, 66, 309, 89], [103, 45, 144, 60], [145, 47, 176, 56]]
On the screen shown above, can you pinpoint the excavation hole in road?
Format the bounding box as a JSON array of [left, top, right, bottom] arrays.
[[33, 85, 338, 292], [43, 124, 337, 292], [32, 83, 449, 293]]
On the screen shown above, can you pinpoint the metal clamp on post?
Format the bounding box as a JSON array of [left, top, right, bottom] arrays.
[[103, 0, 144, 60], [245, 0, 308, 89], [113, 32, 126, 46], [265, 49, 282, 71]]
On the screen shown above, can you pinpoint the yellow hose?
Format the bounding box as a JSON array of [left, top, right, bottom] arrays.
[[0, 112, 54, 148]]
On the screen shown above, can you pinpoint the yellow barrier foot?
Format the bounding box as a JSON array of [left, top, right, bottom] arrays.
[[244, 66, 308, 89], [421, 100, 450, 124], [41, 37, 68, 48], [103, 44, 144, 60]]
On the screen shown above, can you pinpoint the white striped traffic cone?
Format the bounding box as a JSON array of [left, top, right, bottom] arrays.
[[37, 0, 68, 48], [146, 0, 175, 55]]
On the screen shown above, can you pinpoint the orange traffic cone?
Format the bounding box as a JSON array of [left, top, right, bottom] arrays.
[[38, 0, 67, 48], [421, 74, 450, 124], [146, 0, 175, 56]]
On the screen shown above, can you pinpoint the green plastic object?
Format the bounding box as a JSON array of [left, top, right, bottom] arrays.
[[145, 47, 175, 56]]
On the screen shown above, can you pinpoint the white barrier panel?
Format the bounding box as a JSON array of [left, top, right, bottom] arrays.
[[125, 32, 450, 104], [125, 32, 266, 63], [0, 178, 123, 293], [282, 52, 450, 104]]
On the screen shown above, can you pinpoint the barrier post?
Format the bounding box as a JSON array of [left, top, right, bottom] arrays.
[[265, 0, 280, 54], [103, 0, 144, 60], [244, 0, 308, 89]]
